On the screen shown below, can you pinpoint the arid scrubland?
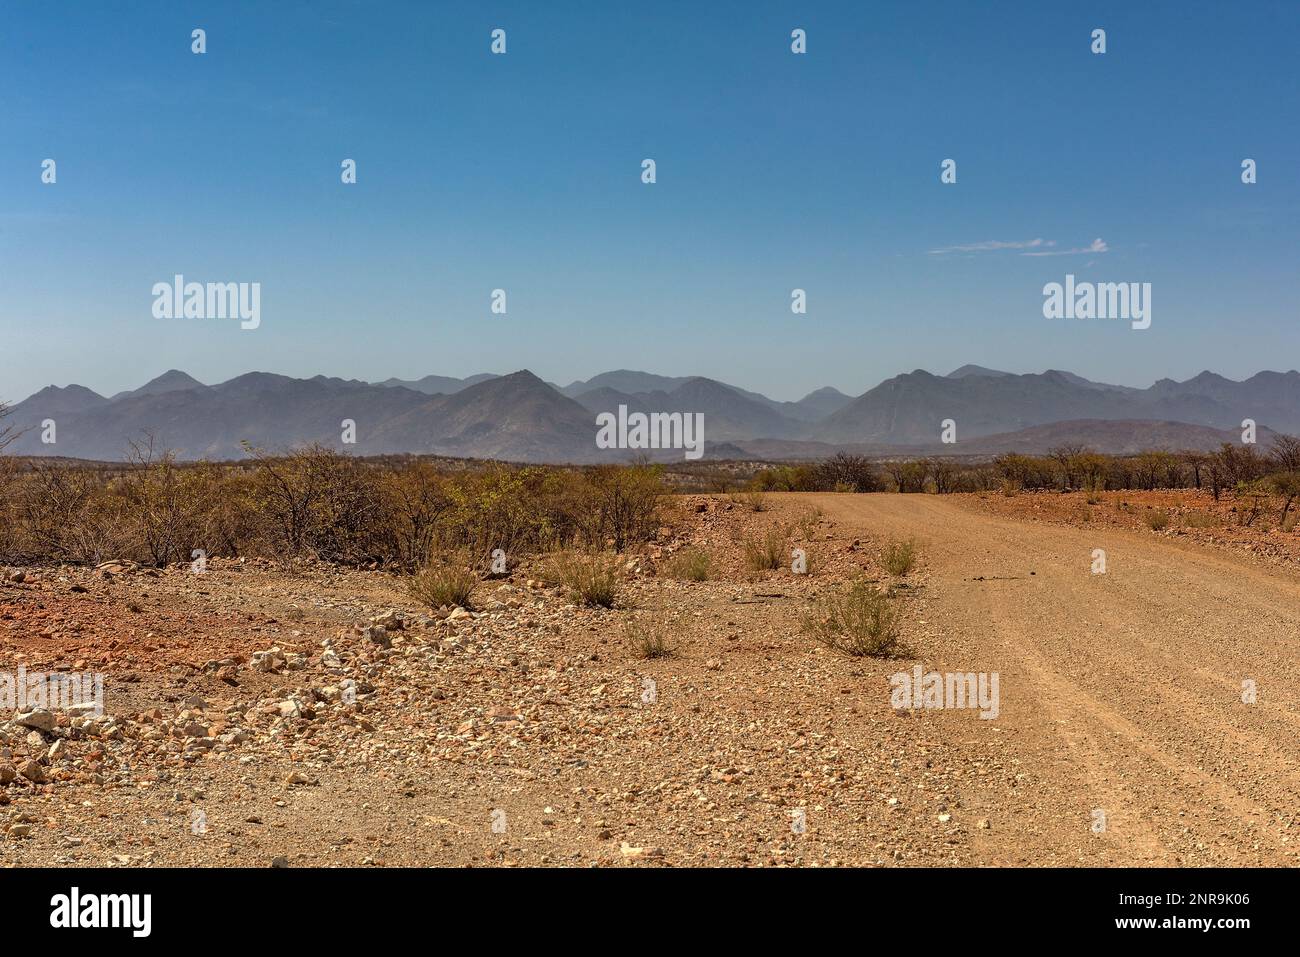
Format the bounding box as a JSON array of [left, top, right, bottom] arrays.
[[6, 438, 1300, 571], [4, 434, 1300, 866], [0, 457, 953, 866]]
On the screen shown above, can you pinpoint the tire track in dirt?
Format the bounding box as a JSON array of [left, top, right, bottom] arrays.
[[807, 493, 1300, 866]]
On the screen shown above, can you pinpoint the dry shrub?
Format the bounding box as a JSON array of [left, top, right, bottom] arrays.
[[408, 549, 479, 610], [0, 449, 16, 557], [1233, 480, 1269, 527], [119, 440, 227, 566], [796, 506, 823, 538], [625, 617, 673, 659], [742, 524, 788, 571], [381, 461, 453, 568], [803, 581, 900, 657], [575, 465, 664, 551], [245, 444, 390, 563], [814, 452, 878, 492], [1144, 510, 1171, 531], [13, 462, 128, 564], [881, 537, 917, 576], [667, 548, 713, 581], [542, 550, 621, 607]]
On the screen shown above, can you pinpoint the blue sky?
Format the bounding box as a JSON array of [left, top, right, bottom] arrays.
[[2, 0, 1297, 403]]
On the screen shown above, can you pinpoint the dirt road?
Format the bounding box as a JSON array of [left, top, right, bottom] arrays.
[[808, 493, 1300, 866]]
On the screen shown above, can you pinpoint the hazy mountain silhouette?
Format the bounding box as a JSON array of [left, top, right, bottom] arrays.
[[6, 366, 1299, 462], [816, 369, 1300, 445], [376, 373, 499, 395]]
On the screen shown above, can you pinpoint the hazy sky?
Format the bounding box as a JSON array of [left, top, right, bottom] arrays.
[[2, 0, 1298, 403]]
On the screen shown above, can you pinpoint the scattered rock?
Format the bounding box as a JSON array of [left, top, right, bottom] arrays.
[[13, 710, 56, 733], [620, 842, 663, 861]]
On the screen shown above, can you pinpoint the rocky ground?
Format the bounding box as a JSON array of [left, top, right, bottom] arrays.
[[1, 495, 1018, 867]]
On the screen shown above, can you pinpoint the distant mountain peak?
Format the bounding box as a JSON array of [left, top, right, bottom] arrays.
[[946, 364, 1013, 379], [800, 386, 849, 400], [10, 383, 108, 417], [376, 372, 499, 396], [32, 383, 102, 397], [498, 369, 547, 387], [106, 369, 208, 403], [143, 369, 205, 389]]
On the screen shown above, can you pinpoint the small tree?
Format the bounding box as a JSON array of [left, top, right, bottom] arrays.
[[1234, 479, 1270, 527], [1181, 450, 1208, 490], [1076, 452, 1109, 492], [994, 453, 1033, 490], [884, 459, 927, 493], [813, 452, 877, 492], [1216, 442, 1265, 487], [1269, 471, 1300, 525], [1049, 444, 1087, 491], [926, 458, 958, 494], [1267, 434, 1300, 473], [580, 463, 663, 552]]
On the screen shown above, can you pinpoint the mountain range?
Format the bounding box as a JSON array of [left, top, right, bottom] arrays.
[[3, 366, 1296, 463]]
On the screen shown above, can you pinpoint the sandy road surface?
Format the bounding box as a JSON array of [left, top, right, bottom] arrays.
[[807, 493, 1300, 866]]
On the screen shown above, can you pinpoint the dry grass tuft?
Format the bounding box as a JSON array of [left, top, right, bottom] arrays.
[[803, 581, 900, 657], [880, 537, 917, 576], [1144, 510, 1171, 531], [542, 550, 622, 607], [667, 548, 713, 581], [408, 549, 478, 609], [742, 525, 789, 571], [625, 617, 673, 659]]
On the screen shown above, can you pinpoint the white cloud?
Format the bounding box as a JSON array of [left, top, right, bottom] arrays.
[[929, 237, 1111, 258], [1022, 237, 1109, 257], [928, 238, 1055, 255]]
